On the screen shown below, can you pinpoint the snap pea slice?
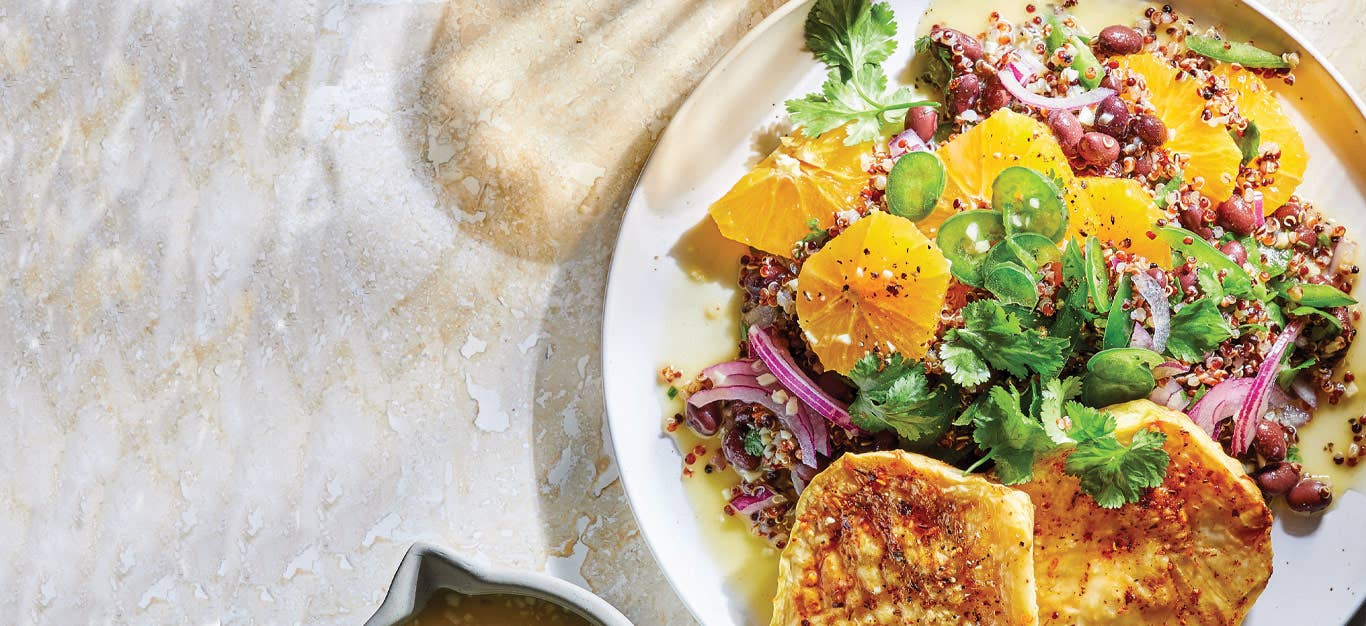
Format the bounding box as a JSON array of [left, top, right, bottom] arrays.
[[1045, 15, 1105, 89], [992, 166, 1069, 242], [1186, 35, 1292, 69], [1085, 236, 1112, 314], [885, 151, 947, 221], [1158, 226, 1258, 296], [936, 210, 1006, 286], [1102, 274, 1134, 350]]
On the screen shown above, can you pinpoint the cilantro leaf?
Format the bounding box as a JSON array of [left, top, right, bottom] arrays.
[[1063, 401, 1116, 443], [1041, 377, 1084, 444], [1064, 428, 1170, 508], [945, 300, 1069, 381], [1165, 299, 1234, 362], [1153, 172, 1183, 209], [743, 428, 765, 457], [848, 353, 953, 443], [786, 66, 933, 144], [940, 342, 991, 387], [914, 34, 955, 92], [804, 0, 898, 78], [965, 386, 1054, 484]]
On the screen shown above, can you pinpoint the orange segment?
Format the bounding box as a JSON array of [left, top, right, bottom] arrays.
[[795, 212, 951, 374], [1070, 177, 1171, 267], [708, 126, 874, 257], [1117, 54, 1242, 203], [930, 109, 1086, 237], [1214, 65, 1306, 214]]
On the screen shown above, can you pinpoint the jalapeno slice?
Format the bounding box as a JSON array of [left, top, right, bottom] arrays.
[[885, 151, 947, 222], [936, 210, 1006, 286], [992, 166, 1069, 242]]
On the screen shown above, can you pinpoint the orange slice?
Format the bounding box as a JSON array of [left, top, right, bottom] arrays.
[[708, 126, 873, 257], [795, 211, 951, 374], [930, 109, 1087, 237], [1117, 54, 1243, 203], [1214, 65, 1306, 214], [1070, 177, 1171, 267]]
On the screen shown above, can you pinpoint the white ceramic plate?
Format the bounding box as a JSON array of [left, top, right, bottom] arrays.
[[602, 1, 1366, 624]]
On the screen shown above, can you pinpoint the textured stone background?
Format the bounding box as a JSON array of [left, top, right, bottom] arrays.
[[0, 1, 1359, 624]]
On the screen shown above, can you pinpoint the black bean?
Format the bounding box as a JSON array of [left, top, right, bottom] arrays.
[[1220, 240, 1248, 265], [1252, 419, 1287, 461], [722, 426, 761, 471], [983, 76, 1013, 112], [1093, 95, 1131, 138], [905, 105, 938, 143], [685, 401, 721, 437], [1253, 462, 1300, 496], [948, 74, 981, 115], [935, 27, 984, 62], [1216, 195, 1259, 236], [1048, 110, 1083, 153], [1287, 477, 1334, 513], [1133, 114, 1168, 145], [1077, 131, 1120, 166], [1098, 25, 1145, 55]]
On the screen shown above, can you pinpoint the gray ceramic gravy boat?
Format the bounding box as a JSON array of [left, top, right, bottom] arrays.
[[365, 543, 633, 626]]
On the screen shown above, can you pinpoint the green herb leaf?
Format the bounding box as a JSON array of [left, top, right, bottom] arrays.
[[743, 428, 765, 457], [1153, 172, 1184, 209], [667, 386, 679, 399], [1050, 239, 1095, 355], [786, 66, 937, 144], [1286, 444, 1303, 463], [804, 0, 899, 78], [945, 300, 1070, 381], [1290, 305, 1343, 335], [1195, 266, 1226, 301], [1186, 34, 1292, 69], [1065, 427, 1170, 508], [966, 386, 1055, 484], [914, 35, 955, 93], [1041, 377, 1084, 444], [1258, 245, 1292, 278], [1166, 299, 1234, 362], [1232, 121, 1261, 165], [940, 342, 990, 388], [848, 353, 954, 443], [1277, 357, 1317, 389], [1064, 401, 1117, 443]]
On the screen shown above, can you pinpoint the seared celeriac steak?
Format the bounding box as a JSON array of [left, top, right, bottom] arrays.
[[1017, 400, 1273, 625], [772, 451, 1038, 625]]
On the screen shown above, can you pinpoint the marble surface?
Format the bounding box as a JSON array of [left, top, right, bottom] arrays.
[[0, 1, 1360, 624]]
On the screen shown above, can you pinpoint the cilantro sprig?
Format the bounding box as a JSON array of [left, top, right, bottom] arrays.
[[940, 300, 1070, 387], [848, 353, 955, 443], [787, 0, 938, 144]]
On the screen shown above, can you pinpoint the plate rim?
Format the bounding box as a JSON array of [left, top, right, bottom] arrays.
[[599, 1, 1366, 624]]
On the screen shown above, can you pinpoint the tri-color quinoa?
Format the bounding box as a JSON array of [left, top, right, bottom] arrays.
[[673, 5, 1359, 544]]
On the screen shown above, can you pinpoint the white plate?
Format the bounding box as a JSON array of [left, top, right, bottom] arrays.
[[602, 1, 1366, 624]]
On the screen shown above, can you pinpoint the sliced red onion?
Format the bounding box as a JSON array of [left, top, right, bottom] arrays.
[[1007, 50, 1048, 83], [1153, 361, 1191, 380], [702, 359, 759, 385], [1150, 378, 1188, 410], [1328, 238, 1358, 279], [889, 128, 930, 158], [748, 325, 858, 431], [800, 406, 832, 457], [1131, 272, 1171, 355], [1249, 190, 1265, 229], [1129, 323, 1154, 350], [687, 385, 785, 418], [1232, 321, 1303, 455], [1002, 63, 1115, 111], [791, 463, 819, 495], [1188, 377, 1252, 436], [1290, 376, 1319, 409], [729, 485, 776, 516]]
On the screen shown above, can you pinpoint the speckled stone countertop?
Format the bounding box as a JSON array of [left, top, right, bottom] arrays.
[[0, 1, 1361, 624]]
